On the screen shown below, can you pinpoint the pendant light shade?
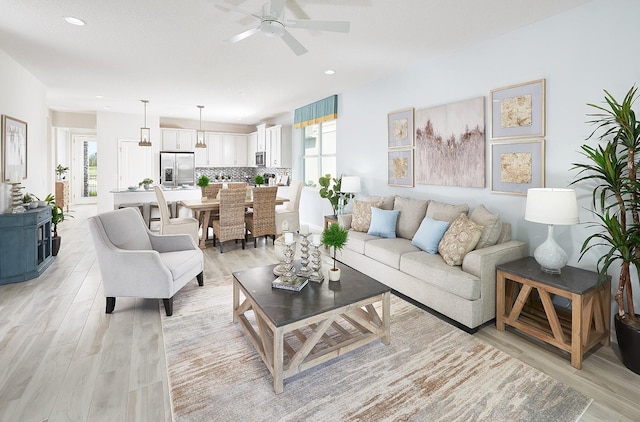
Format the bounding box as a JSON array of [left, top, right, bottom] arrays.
[[195, 105, 207, 148], [139, 99, 151, 147]]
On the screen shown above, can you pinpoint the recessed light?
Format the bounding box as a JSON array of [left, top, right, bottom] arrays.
[[103, 106, 111, 110], [324, 69, 336, 75], [64, 16, 86, 26], [95, 95, 103, 99]]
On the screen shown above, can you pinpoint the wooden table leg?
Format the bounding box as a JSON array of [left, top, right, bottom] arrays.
[[273, 327, 284, 394], [496, 270, 506, 331], [232, 279, 239, 323], [382, 291, 391, 345], [198, 210, 210, 249], [571, 292, 583, 369]]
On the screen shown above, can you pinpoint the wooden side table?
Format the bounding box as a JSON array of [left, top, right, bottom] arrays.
[[496, 256, 611, 369], [323, 214, 338, 230]]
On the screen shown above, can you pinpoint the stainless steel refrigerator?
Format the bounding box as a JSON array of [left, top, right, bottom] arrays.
[[160, 151, 195, 187]]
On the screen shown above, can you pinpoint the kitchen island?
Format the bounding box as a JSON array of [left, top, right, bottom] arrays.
[[110, 186, 201, 225]]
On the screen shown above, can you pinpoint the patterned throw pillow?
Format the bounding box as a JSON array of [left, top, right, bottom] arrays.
[[351, 200, 383, 232], [438, 214, 483, 266]]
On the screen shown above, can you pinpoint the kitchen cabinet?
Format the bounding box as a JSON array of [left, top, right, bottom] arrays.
[[222, 134, 248, 167], [265, 125, 291, 168], [256, 124, 267, 151], [161, 129, 195, 151], [247, 131, 257, 167], [0, 207, 53, 284]]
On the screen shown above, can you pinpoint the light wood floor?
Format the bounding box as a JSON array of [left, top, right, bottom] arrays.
[[0, 205, 638, 421]]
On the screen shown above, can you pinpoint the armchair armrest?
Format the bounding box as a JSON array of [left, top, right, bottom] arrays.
[[149, 232, 199, 252]]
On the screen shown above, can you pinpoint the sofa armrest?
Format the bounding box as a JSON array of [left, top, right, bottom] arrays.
[[338, 214, 352, 230], [462, 240, 528, 280]]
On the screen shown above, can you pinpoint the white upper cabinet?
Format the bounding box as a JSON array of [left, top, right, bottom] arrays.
[[265, 125, 291, 168], [222, 134, 248, 167], [247, 132, 257, 167], [161, 129, 195, 151], [256, 124, 267, 151]]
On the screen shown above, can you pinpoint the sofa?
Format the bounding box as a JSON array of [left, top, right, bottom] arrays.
[[336, 195, 527, 332]]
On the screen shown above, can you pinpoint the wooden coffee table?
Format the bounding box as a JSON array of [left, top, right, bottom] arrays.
[[232, 261, 391, 394]]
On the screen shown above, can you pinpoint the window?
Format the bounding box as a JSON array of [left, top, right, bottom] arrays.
[[302, 120, 336, 186]]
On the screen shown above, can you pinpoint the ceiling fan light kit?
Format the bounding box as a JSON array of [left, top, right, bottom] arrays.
[[223, 0, 350, 56]]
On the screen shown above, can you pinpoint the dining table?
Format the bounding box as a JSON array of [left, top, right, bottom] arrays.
[[179, 196, 289, 249]]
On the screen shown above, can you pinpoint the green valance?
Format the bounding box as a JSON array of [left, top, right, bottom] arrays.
[[294, 95, 338, 128]]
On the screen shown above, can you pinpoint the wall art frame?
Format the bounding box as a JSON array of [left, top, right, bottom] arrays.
[[387, 108, 414, 148], [490, 139, 545, 195], [388, 148, 414, 187], [490, 79, 545, 140], [2, 115, 27, 182]]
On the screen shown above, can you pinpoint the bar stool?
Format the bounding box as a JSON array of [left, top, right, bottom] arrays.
[[149, 202, 161, 230]]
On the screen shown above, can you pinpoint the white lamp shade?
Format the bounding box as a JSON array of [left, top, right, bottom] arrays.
[[525, 188, 579, 225], [341, 176, 361, 193]]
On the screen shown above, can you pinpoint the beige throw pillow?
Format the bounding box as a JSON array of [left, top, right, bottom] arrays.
[[351, 200, 383, 232], [438, 214, 483, 266], [426, 201, 469, 223], [470, 204, 502, 249], [365, 195, 395, 210], [393, 196, 429, 239]]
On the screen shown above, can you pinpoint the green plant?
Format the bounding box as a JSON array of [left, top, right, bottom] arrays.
[[44, 193, 73, 237], [254, 175, 265, 186], [22, 193, 34, 203], [571, 86, 640, 328], [322, 223, 349, 270], [318, 174, 353, 215], [138, 178, 153, 187], [56, 164, 69, 176], [197, 174, 210, 188]]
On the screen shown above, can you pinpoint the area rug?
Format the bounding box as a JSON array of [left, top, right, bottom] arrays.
[[161, 277, 592, 422]]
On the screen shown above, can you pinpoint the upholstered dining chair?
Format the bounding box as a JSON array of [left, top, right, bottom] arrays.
[[211, 188, 247, 253], [245, 186, 278, 247], [88, 207, 204, 316], [275, 180, 303, 234], [154, 185, 200, 243]]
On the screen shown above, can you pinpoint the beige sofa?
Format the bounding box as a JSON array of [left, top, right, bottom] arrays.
[[337, 196, 527, 332]]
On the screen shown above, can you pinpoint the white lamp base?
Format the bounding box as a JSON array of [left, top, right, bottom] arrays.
[[533, 225, 568, 274]]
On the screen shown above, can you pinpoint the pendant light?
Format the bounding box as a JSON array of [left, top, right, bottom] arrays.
[[195, 105, 207, 148], [139, 99, 151, 147]]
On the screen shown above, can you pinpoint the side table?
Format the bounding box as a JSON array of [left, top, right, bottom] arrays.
[[323, 214, 338, 230], [496, 256, 610, 369]]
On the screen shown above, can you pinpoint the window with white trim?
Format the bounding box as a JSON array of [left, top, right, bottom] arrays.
[[302, 120, 336, 187]]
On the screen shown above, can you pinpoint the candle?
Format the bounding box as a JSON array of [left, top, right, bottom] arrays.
[[284, 232, 294, 245], [300, 224, 309, 235], [9, 169, 20, 184], [312, 233, 322, 246]]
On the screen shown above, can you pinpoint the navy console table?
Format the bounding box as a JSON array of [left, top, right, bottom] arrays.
[[0, 207, 53, 284]]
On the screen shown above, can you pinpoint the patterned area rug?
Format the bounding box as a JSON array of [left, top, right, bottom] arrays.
[[161, 276, 592, 422]]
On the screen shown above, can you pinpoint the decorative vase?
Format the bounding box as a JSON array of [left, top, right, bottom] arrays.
[[143, 184, 151, 190], [52, 236, 61, 256], [273, 234, 297, 276], [615, 314, 640, 375], [328, 267, 341, 281]]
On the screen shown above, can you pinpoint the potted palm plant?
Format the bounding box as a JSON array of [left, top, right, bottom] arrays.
[[322, 223, 349, 281], [44, 193, 72, 256], [572, 86, 640, 375]]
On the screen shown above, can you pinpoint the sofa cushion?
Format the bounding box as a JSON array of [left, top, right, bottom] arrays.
[[365, 238, 420, 269], [426, 200, 469, 222], [159, 250, 203, 282], [411, 216, 450, 254], [470, 205, 502, 249], [393, 196, 429, 239], [351, 199, 383, 232], [438, 213, 483, 266], [400, 251, 481, 300], [345, 230, 379, 254], [368, 208, 400, 238], [365, 195, 396, 210]]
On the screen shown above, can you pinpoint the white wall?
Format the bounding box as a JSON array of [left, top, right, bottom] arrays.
[[0, 49, 49, 212], [336, 0, 640, 311]]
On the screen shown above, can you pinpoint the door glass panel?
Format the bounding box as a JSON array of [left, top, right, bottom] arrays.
[[83, 140, 98, 198]]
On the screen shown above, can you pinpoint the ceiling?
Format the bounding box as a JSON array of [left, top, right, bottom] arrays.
[[0, 0, 590, 126]]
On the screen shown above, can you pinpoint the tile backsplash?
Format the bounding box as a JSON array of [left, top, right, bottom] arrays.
[[195, 167, 291, 185]]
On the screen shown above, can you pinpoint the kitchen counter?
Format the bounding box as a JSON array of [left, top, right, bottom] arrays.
[[111, 187, 202, 221]]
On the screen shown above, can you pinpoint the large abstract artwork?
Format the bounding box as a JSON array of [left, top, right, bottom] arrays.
[[414, 97, 485, 187]]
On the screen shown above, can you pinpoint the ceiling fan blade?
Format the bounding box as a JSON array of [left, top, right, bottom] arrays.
[[225, 26, 260, 43], [270, 0, 286, 18], [287, 20, 350, 33], [281, 30, 308, 56], [286, 0, 310, 20], [215, 3, 261, 20]]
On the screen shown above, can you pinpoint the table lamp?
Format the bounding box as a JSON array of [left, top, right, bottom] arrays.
[[339, 176, 361, 215], [525, 188, 579, 274]]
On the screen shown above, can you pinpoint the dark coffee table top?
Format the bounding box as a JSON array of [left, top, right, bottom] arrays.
[[232, 261, 390, 327]]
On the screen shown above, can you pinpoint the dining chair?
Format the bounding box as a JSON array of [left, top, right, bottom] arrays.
[[245, 186, 278, 247], [153, 185, 200, 243], [200, 183, 223, 238], [88, 207, 204, 316], [275, 180, 303, 234], [211, 188, 247, 253], [227, 182, 248, 189]]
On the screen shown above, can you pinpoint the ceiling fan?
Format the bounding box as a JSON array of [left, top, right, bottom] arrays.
[[222, 0, 350, 56]]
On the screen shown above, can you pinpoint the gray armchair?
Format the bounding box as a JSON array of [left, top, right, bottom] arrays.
[[88, 207, 204, 316]]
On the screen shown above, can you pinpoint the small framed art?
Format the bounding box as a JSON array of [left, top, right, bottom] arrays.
[[2, 115, 27, 181], [490, 139, 545, 195], [490, 79, 545, 140], [387, 108, 414, 148], [388, 148, 414, 187]]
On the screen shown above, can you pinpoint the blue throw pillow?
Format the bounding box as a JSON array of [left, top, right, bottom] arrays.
[[367, 208, 400, 238], [411, 216, 450, 254]]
